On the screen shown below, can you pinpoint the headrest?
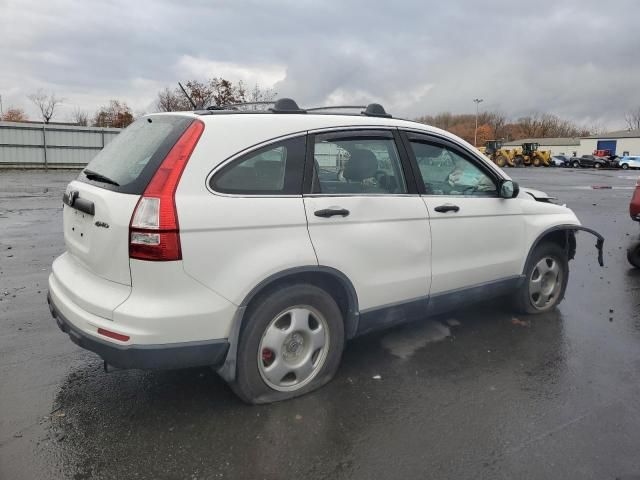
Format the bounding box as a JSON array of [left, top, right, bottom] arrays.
[[343, 149, 378, 182]]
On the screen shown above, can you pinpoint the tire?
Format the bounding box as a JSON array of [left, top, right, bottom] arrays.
[[628, 239, 640, 268], [513, 242, 569, 314], [594, 163, 601, 169], [495, 155, 507, 168], [514, 155, 525, 167], [533, 156, 541, 167], [622, 163, 629, 170], [572, 161, 580, 168], [231, 284, 345, 404]]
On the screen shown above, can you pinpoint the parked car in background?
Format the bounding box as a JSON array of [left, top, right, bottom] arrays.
[[628, 177, 640, 268], [550, 155, 570, 167], [570, 155, 610, 169], [618, 156, 640, 170]]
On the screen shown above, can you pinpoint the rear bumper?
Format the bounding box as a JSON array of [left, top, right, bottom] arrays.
[[48, 291, 229, 370]]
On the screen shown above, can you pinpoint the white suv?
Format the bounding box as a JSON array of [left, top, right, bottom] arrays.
[[48, 99, 603, 403]]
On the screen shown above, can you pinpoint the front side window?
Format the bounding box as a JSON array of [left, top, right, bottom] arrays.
[[211, 136, 306, 195], [312, 135, 407, 194], [409, 141, 497, 196]]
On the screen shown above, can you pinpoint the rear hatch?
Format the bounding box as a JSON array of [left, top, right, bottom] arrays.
[[62, 115, 194, 287]]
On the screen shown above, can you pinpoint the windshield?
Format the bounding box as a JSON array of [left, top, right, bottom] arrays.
[[80, 115, 192, 194]]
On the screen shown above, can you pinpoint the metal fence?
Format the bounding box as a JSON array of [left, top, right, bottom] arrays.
[[0, 121, 121, 168]]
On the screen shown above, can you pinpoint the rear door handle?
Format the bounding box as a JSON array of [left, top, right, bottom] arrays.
[[314, 208, 350, 218], [434, 204, 460, 213]]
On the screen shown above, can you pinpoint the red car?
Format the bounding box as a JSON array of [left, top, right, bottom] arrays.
[[629, 177, 640, 267]]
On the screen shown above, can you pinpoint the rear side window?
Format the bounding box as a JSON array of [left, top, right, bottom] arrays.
[[79, 115, 193, 194], [210, 136, 306, 195]]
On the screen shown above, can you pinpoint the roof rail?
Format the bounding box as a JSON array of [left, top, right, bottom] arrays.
[[211, 100, 275, 110], [306, 105, 367, 112], [201, 98, 391, 117]]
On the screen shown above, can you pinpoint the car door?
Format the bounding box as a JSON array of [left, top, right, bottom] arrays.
[[303, 129, 431, 331], [401, 130, 525, 299]]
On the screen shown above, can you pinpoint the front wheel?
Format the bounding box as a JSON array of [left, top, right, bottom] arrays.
[[594, 163, 601, 169], [231, 284, 345, 404], [513, 242, 569, 314], [572, 161, 580, 168], [628, 239, 640, 268], [621, 163, 629, 170]]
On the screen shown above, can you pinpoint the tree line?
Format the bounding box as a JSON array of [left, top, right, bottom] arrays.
[[0, 79, 276, 128], [1, 83, 638, 140], [414, 111, 601, 146]]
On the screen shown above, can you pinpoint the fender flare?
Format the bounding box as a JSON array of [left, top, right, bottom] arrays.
[[524, 224, 604, 272], [216, 266, 360, 382]]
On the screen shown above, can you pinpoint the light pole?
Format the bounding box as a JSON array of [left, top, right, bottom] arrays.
[[473, 98, 483, 146]]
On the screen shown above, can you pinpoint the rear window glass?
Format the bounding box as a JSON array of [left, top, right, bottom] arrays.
[[79, 115, 192, 194]]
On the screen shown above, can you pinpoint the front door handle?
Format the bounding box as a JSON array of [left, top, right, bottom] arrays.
[[434, 204, 460, 213], [314, 208, 350, 218]]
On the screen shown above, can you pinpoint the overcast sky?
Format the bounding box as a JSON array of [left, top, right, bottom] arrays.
[[1, 0, 638, 129]]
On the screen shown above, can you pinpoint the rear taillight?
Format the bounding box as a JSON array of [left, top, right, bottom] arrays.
[[129, 120, 204, 261]]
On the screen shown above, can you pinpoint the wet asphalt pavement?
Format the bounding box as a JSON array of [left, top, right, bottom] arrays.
[[1, 167, 640, 480]]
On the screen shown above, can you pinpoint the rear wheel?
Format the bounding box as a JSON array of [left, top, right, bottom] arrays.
[[513, 242, 569, 314], [628, 239, 640, 268], [622, 163, 629, 170], [594, 163, 601, 169], [495, 155, 507, 168], [231, 284, 345, 404]]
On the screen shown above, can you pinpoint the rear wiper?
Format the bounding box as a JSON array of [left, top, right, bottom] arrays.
[[83, 169, 120, 186]]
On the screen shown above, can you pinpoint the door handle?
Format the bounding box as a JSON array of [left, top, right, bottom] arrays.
[[434, 204, 460, 213], [314, 208, 350, 218]]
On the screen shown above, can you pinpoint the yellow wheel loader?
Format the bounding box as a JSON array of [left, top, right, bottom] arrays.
[[519, 143, 552, 167], [482, 140, 516, 168]]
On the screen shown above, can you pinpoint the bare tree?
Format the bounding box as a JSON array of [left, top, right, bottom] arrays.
[[156, 78, 250, 111], [487, 112, 507, 139], [240, 83, 277, 110], [156, 87, 191, 112], [71, 108, 89, 126], [625, 107, 640, 130], [28, 89, 62, 123]]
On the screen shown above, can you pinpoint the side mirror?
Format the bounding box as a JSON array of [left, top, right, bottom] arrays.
[[500, 180, 519, 199]]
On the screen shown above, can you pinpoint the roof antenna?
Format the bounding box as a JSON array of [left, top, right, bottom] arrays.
[[178, 82, 197, 110]]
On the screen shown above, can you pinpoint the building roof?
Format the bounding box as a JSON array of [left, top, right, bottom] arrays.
[[583, 129, 640, 139], [503, 137, 580, 146]]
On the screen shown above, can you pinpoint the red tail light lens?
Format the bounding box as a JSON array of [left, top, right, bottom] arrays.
[[129, 119, 204, 261]]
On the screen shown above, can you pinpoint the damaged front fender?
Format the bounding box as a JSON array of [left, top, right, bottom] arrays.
[[569, 226, 605, 267], [527, 225, 605, 269]]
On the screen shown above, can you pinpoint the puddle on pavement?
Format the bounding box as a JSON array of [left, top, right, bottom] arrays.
[[381, 319, 453, 359]]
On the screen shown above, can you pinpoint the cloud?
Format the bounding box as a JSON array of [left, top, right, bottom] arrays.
[[0, 0, 638, 129], [176, 56, 286, 88]]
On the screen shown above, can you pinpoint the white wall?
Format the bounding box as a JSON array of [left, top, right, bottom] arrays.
[[538, 144, 579, 157], [578, 138, 640, 156]]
